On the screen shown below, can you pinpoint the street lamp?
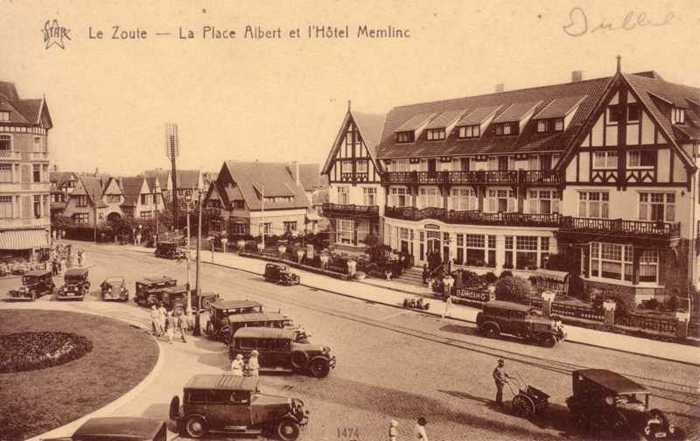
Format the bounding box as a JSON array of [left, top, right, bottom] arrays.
[[193, 191, 203, 336]]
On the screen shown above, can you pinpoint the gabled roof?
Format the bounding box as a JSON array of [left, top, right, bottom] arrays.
[[74, 175, 108, 208], [394, 112, 436, 132], [0, 82, 19, 101], [176, 169, 201, 189], [142, 169, 170, 189], [144, 176, 159, 193], [425, 109, 465, 130], [322, 109, 386, 175], [534, 95, 587, 119], [378, 76, 610, 159], [50, 171, 78, 186], [120, 176, 147, 207], [296, 163, 323, 191], [220, 161, 309, 211], [0, 82, 51, 127]]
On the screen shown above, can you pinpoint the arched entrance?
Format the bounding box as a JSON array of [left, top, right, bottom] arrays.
[[107, 212, 122, 222]]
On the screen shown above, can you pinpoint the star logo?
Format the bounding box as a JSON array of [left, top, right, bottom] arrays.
[[42, 19, 71, 49]]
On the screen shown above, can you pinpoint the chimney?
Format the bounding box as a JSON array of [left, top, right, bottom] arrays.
[[292, 161, 300, 186], [571, 70, 583, 82], [494, 83, 504, 93]]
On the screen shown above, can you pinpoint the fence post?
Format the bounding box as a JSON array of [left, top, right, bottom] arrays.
[[541, 290, 556, 317], [675, 311, 690, 340], [603, 300, 617, 328]]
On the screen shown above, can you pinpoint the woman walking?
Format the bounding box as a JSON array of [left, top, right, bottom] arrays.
[[230, 354, 244, 376], [246, 350, 260, 377]]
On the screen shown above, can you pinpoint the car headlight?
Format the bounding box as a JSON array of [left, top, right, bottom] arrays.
[[323, 346, 331, 354], [668, 425, 676, 434]]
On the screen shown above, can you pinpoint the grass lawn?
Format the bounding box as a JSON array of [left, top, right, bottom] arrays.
[[0, 309, 158, 441]]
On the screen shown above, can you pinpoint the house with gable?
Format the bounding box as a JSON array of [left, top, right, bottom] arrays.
[[63, 175, 124, 226], [120, 176, 164, 220]]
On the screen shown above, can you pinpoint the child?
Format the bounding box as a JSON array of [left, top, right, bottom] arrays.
[[388, 419, 398, 441]]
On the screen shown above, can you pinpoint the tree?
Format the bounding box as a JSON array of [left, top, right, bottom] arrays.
[[495, 275, 533, 301]]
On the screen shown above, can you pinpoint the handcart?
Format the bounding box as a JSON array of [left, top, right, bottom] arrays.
[[506, 372, 550, 418]]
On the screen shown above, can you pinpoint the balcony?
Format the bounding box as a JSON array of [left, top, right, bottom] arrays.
[[322, 203, 379, 219], [383, 170, 561, 187], [384, 206, 560, 227], [558, 216, 681, 245]]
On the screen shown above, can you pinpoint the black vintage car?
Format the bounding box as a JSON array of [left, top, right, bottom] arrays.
[[230, 327, 335, 378], [134, 276, 178, 307], [160, 285, 220, 313], [566, 369, 686, 440], [476, 300, 566, 347], [155, 240, 186, 260], [264, 263, 300, 286], [44, 417, 169, 441], [170, 375, 308, 440], [205, 299, 265, 341], [100, 276, 129, 301], [7, 270, 55, 301], [56, 268, 91, 301]]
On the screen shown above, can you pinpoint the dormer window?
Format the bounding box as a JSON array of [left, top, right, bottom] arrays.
[[457, 125, 480, 139], [672, 107, 686, 124], [494, 122, 518, 136], [0, 111, 8, 122], [536, 118, 564, 133], [426, 128, 446, 141], [396, 131, 414, 143]]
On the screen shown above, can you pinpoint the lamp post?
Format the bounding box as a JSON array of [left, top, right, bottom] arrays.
[[193, 191, 203, 336]]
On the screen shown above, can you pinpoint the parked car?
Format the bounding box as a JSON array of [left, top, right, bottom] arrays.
[[264, 263, 300, 286], [475, 300, 566, 347], [205, 299, 265, 341], [100, 276, 129, 301], [7, 270, 54, 301], [155, 240, 186, 260], [566, 369, 686, 440], [220, 312, 294, 343], [134, 276, 177, 307], [170, 374, 308, 440], [43, 417, 169, 441], [230, 327, 335, 378], [56, 268, 91, 301], [160, 285, 220, 313]]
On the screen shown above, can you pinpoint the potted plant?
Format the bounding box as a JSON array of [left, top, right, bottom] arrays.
[[278, 244, 287, 256]]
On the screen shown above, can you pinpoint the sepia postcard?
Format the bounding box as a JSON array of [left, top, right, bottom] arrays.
[[0, 1, 698, 441]]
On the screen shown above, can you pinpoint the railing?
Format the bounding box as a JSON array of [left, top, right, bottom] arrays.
[[615, 314, 678, 334], [385, 206, 560, 227], [528, 298, 605, 321], [383, 170, 561, 186], [339, 172, 369, 182], [322, 203, 379, 218], [559, 216, 681, 240]]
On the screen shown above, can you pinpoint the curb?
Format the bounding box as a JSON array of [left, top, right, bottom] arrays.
[[26, 308, 165, 441]]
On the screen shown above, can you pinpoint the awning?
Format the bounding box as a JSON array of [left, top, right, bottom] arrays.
[[0, 229, 50, 250], [533, 269, 569, 283]]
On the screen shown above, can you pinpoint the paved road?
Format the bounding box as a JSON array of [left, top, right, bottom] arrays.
[[2, 243, 699, 441]]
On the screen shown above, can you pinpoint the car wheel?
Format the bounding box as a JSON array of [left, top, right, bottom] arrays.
[[291, 351, 309, 370], [541, 335, 557, 348], [482, 323, 500, 338], [276, 418, 300, 441], [184, 415, 208, 438], [309, 357, 330, 378]]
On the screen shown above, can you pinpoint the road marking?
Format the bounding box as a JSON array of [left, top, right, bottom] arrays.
[[379, 310, 408, 321]]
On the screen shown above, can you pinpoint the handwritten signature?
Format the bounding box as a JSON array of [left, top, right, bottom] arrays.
[[563, 6, 675, 37]]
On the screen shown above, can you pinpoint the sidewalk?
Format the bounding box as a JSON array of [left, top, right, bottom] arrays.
[[113, 243, 700, 366]]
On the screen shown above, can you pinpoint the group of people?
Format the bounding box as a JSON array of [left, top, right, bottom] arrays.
[[149, 304, 188, 343], [387, 416, 429, 441], [49, 243, 87, 275], [229, 351, 260, 377]]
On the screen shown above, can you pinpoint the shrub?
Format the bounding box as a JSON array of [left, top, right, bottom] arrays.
[[499, 270, 513, 279], [481, 272, 498, 285], [641, 298, 660, 310], [495, 276, 533, 301], [495, 276, 514, 300], [664, 295, 679, 312]]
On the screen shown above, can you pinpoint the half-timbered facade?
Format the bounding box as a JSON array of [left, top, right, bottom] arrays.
[[321, 107, 385, 248]]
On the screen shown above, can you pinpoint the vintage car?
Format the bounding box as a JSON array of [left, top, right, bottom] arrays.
[[56, 268, 91, 301], [159, 285, 220, 313], [7, 270, 55, 301], [43, 417, 169, 441], [134, 276, 177, 307], [170, 375, 308, 440], [230, 327, 335, 378], [100, 276, 129, 301], [264, 263, 300, 286], [566, 369, 686, 440], [205, 299, 265, 341], [475, 300, 566, 347], [154, 240, 187, 260], [220, 312, 294, 342]]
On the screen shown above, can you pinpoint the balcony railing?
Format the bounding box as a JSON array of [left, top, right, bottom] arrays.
[[383, 170, 561, 186], [322, 203, 379, 218], [385, 206, 560, 227], [559, 216, 681, 240]]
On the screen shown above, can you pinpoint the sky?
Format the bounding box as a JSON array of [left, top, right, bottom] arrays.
[[1, 0, 699, 176]]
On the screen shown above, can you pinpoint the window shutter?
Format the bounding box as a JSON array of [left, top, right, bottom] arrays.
[[528, 157, 538, 170], [578, 200, 586, 217], [487, 197, 495, 212], [22, 196, 31, 218], [488, 158, 497, 171], [666, 204, 675, 222], [508, 197, 516, 212], [639, 202, 648, 221], [20, 165, 30, 183]]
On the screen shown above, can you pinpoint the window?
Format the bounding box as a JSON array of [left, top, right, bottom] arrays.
[[32, 164, 41, 183], [671, 107, 686, 124], [231, 222, 247, 234], [105, 195, 119, 203], [0, 164, 11, 182], [450, 187, 477, 211], [140, 194, 147, 205], [261, 222, 271, 235], [590, 242, 633, 282], [487, 189, 516, 213], [639, 250, 659, 283], [606, 104, 622, 124], [554, 119, 564, 131], [527, 190, 560, 214], [75, 195, 88, 208], [356, 160, 368, 173], [337, 219, 354, 244], [140, 210, 153, 219], [396, 131, 414, 143], [426, 128, 446, 141], [362, 187, 376, 205], [390, 159, 409, 172], [283, 221, 297, 233], [537, 120, 546, 133], [418, 187, 440, 208], [627, 103, 641, 122], [337, 186, 349, 205], [536, 119, 564, 133], [0, 134, 11, 153], [504, 236, 550, 270], [639, 192, 675, 222], [233, 200, 244, 209], [593, 151, 618, 169], [390, 187, 407, 207], [33, 136, 42, 152], [0, 111, 9, 122], [456, 234, 496, 267], [0, 195, 12, 218], [627, 150, 656, 168], [578, 191, 609, 218], [73, 213, 89, 224], [341, 160, 353, 173], [494, 123, 517, 136], [457, 125, 480, 139]]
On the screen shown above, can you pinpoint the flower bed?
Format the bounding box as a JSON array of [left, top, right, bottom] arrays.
[[0, 332, 93, 373]]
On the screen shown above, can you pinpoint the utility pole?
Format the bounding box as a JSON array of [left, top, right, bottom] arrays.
[[260, 183, 265, 249], [166, 123, 180, 233], [185, 195, 192, 317], [193, 191, 202, 336]]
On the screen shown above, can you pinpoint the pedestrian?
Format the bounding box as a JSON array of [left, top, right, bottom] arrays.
[[442, 294, 453, 319], [442, 272, 454, 298], [157, 303, 167, 335], [246, 350, 260, 377], [150, 305, 162, 336], [493, 359, 512, 407], [414, 417, 428, 441], [77, 249, 83, 267], [388, 419, 399, 441], [176, 312, 187, 343], [230, 354, 244, 376], [165, 312, 174, 344], [422, 264, 429, 284], [51, 259, 59, 276]]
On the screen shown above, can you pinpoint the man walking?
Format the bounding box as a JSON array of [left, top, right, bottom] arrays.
[[442, 294, 453, 319], [493, 359, 512, 407]]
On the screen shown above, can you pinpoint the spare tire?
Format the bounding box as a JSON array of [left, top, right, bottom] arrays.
[[169, 395, 181, 420]]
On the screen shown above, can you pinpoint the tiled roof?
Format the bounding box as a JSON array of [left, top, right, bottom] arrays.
[[50, 171, 77, 187], [75, 176, 108, 208], [425, 109, 465, 130], [176, 170, 201, 189], [322, 109, 386, 175], [534, 95, 587, 119], [377, 76, 611, 159], [395, 112, 436, 132], [0, 82, 46, 126], [222, 161, 309, 211], [296, 163, 322, 191], [144, 176, 159, 193], [142, 169, 170, 188], [492, 101, 541, 123], [11, 99, 43, 123], [120, 176, 146, 207], [0, 82, 19, 101]]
